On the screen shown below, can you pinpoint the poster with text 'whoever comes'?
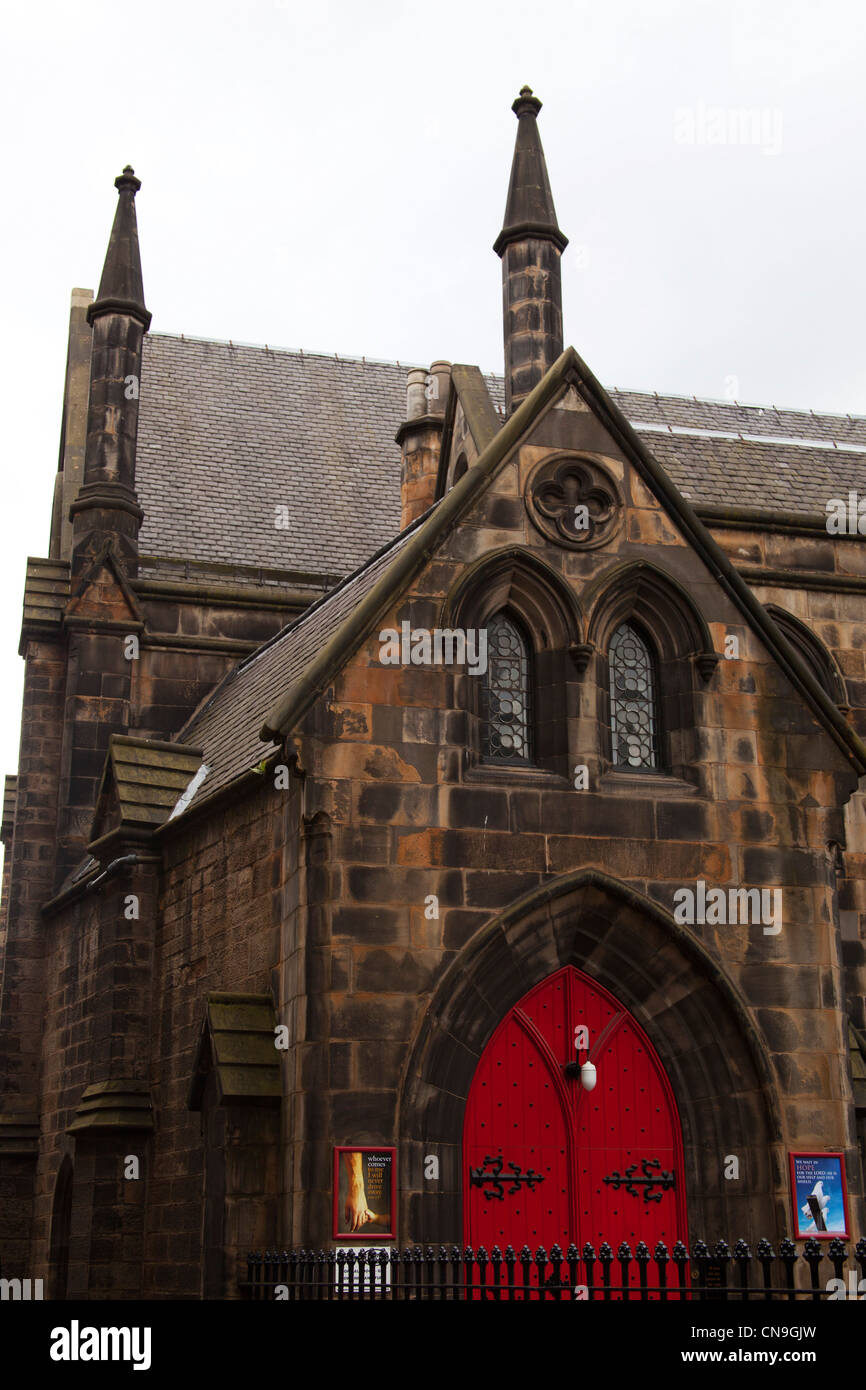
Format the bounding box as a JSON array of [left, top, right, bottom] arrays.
[[334, 1147, 396, 1240]]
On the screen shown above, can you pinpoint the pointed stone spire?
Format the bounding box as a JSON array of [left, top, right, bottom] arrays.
[[494, 88, 567, 414], [88, 166, 151, 328], [71, 167, 150, 577]]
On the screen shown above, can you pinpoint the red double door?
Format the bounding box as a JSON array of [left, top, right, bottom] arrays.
[[464, 966, 687, 1261]]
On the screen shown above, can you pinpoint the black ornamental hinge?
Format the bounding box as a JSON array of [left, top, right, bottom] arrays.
[[469, 1154, 546, 1201], [602, 1159, 675, 1203]]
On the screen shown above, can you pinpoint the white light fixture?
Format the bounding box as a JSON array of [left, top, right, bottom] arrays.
[[580, 1060, 597, 1092]]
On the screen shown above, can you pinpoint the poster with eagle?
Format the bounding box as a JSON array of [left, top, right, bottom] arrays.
[[789, 1153, 849, 1239]]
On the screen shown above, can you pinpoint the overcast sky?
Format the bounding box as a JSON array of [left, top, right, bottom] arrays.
[[1, 0, 865, 801]]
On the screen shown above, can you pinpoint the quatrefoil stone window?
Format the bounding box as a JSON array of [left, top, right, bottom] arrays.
[[526, 454, 622, 550]]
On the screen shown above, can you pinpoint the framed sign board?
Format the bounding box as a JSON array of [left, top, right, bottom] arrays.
[[333, 1147, 396, 1241], [789, 1152, 849, 1239]]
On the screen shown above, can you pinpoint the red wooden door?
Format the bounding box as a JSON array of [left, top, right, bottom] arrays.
[[464, 967, 686, 1269]]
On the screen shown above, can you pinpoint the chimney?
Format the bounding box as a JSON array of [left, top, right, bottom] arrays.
[[396, 360, 451, 528]]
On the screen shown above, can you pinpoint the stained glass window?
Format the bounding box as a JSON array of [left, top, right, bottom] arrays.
[[482, 612, 532, 762], [609, 622, 658, 769]]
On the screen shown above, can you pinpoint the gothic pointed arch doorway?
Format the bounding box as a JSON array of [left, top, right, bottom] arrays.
[[463, 965, 687, 1254]]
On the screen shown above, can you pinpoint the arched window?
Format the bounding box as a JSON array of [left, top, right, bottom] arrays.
[[482, 612, 533, 763], [609, 622, 659, 769]]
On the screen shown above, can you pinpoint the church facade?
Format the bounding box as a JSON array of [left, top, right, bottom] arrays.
[[1, 88, 865, 1299]]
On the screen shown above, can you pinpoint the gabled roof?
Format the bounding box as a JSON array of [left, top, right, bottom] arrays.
[[253, 347, 866, 776], [133, 334, 866, 581], [163, 346, 866, 824]]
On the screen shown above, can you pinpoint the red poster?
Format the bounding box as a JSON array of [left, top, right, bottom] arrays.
[[333, 1147, 396, 1241]]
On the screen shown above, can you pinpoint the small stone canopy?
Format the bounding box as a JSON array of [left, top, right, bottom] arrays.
[[188, 994, 282, 1111], [19, 556, 70, 652], [0, 1112, 40, 1156], [1, 774, 17, 846], [90, 734, 204, 845], [67, 1080, 154, 1135]]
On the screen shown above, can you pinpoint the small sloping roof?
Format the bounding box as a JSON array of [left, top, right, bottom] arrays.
[[20, 557, 70, 639], [0, 1113, 41, 1156], [67, 1080, 154, 1134], [95, 734, 204, 832], [2, 774, 17, 845], [134, 334, 866, 581], [188, 993, 282, 1110]]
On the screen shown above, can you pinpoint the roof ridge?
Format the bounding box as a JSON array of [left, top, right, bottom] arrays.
[[144, 333, 865, 423], [634, 422, 866, 454], [609, 384, 866, 423], [146, 331, 425, 373]]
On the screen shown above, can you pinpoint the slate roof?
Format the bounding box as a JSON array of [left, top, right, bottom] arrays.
[[137, 336, 411, 577], [136, 334, 866, 582]]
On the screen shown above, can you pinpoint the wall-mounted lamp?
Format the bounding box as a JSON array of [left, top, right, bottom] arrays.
[[564, 1058, 598, 1091]]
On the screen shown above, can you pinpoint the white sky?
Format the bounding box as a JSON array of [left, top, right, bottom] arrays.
[[1, 0, 865, 795]]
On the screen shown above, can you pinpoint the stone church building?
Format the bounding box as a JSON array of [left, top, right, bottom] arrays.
[[1, 88, 865, 1299]]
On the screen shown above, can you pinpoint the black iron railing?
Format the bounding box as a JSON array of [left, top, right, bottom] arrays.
[[241, 1236, 866, 1300]]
